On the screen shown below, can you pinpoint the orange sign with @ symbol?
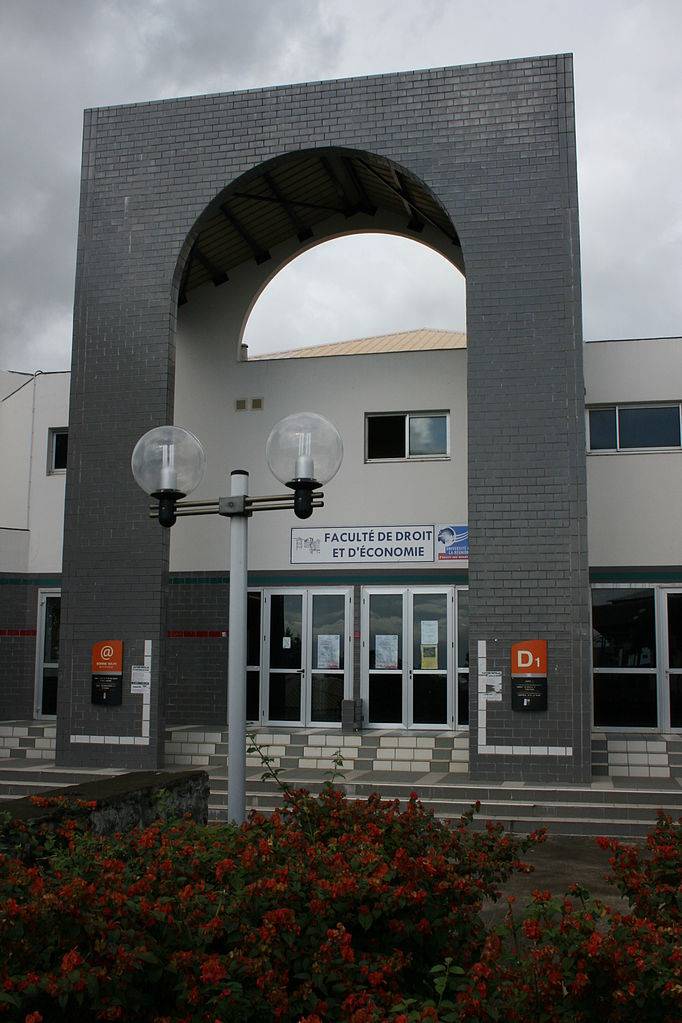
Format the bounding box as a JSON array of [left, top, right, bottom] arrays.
[[92, 640, 123, 674], [511, 640, 547, 678]]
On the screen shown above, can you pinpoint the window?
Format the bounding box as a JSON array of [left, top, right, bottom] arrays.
[[48, 428, 68, 472], [592, 587, 657, 727], [588, 404, 681, 451], [366, 412, 449, 460]]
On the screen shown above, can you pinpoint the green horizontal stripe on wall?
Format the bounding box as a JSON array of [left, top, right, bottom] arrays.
[[0, 576, 61, 587], [170, 569, 469, 586], [590, 567, 682, 583]]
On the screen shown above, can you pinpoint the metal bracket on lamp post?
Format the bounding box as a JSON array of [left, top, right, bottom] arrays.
[[148, 493, 324, 519]]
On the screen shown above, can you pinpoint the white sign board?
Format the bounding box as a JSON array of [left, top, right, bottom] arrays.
[[291, 524, 468, 565], [130, 665, 151, 694]]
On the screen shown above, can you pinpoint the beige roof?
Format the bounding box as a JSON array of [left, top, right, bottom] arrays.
[[249, 327, 467, 360]]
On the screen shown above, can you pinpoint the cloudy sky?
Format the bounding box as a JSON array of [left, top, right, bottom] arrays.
[[1, 0, 680, 371]]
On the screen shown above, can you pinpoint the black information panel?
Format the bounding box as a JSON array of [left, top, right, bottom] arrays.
[[511, 676, 547, 712], [91, 674, 122, 706]]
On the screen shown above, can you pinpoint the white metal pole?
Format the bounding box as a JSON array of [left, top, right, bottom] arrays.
[[227, 470, 249, 824]]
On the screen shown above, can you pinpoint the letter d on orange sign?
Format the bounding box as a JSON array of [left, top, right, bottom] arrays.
[[511, 640, 547, 677]]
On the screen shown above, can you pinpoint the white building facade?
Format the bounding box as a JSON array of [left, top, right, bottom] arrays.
[[2, 332, 680, 781]]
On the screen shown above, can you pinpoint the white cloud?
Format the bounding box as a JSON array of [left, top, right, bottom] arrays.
[[0, 0, 680, 369]]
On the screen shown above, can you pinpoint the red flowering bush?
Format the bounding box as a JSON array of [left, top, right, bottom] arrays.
[[2, 792, 680, 1023], [0, 790, 539, 1022], [447, 812, 682, 1023]]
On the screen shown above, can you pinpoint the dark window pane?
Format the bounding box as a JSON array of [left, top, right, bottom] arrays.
[[311, 593, 344, 669], [618, 406, 680, 449], [589, 408, 617, 450], [52, 430, 68, 469], [269, 595, 302, 669], [369, 593, 402, 669], [246, 670, 260, 722], [457, 590, 469, 668], [42, 667, 58, 716], [458, 673, 469, 726], [247, 592, 261, 666], [670, 675, 682, 730], [409, 415, 447, 456], [592, 588, 655, 669], [368, 673, 402, 723], [668, 594, 682, 670], [367, 415, 405, 459], [44, 598, 60, 662], [412, 592, 447, 671], [268, 672, 301, 721], [593, 672, 657, 727], [413, 673, 447, 724], [311, 673, 343, 721]]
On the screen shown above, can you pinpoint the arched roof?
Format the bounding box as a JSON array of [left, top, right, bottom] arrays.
[[179, 148, 462, 303]]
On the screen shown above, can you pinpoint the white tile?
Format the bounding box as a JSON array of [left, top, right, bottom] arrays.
[[104, 736, 120, 745], [449, 761, 467, 774], [376, 748, 395, 759], [626, 740, 647, 752], [451, 748, 468, 761], [530, 746, 549, 756], [412, 760, 430, 772], [650, 766, 671, 778], [608, 752, 628, 765], [628, 765, 650, 777], [396, 737, 417, 748], [392, 759, 413, 771], [379, 737, 400, 748], [416, 737, 435, 748], [512, 745, 530, 755], [303, 746, 322, 757], [609, 766, 629, 776], [646, 741, 667, 753], [11, 727, 29, 736], [648, 753, 669, 766], [494, 745, 513, 755], [608, 740, 627, 752], [181, 743, 198, 754], [627, 753, 648, 766]]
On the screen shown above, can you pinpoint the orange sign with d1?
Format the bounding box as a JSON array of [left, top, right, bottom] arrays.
[[92, 640, 123, 674], [511, 640, 547, 678]]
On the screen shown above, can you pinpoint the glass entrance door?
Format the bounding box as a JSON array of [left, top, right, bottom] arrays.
[[34, 590, 60, 717], [362, 587, 455, 728], [665, 591, 682, 729], [261, 589, 352, 726], [265, 591, 305, 723], [410, 590, 449, 725]]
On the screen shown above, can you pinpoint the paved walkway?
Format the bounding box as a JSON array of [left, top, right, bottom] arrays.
[[482, 832, 641, 926]]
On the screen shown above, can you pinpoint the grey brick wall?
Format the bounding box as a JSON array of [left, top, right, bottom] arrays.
[[58, 54, 589, 780], [0, 577, 42, 719]]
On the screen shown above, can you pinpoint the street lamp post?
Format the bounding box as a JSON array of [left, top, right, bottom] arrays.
[[131, 413, 343, 824]]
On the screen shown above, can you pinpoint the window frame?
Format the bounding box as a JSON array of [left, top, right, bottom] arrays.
[[590, 583, 682, 732], [365, 410, 450, 463], [586, 403, 682, 453], [47, 427, 68, 474]]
